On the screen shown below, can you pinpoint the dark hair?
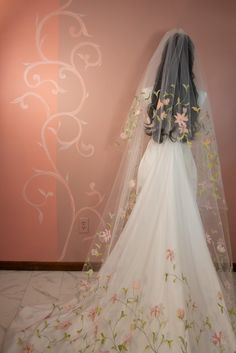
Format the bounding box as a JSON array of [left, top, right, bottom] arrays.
[[144, 33, 199, 143]]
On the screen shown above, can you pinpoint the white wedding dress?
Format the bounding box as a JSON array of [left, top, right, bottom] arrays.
[[2, 94, 236, 353]]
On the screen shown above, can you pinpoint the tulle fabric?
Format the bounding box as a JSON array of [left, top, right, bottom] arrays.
[[2, 28, 236, 353], [82, 29, 236, 332], [2, 138, 236, 352]]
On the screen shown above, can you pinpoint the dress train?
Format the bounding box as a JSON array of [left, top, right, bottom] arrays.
[[2, 138, 236, 353]]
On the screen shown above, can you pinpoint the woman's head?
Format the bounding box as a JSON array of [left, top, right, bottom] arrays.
[[144, 32, 199, 143]]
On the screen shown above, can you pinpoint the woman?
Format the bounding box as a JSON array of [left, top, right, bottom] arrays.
[[3, 28, 236, 353]]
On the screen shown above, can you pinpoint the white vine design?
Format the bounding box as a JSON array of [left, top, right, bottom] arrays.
[[11, 0, 105, 261]]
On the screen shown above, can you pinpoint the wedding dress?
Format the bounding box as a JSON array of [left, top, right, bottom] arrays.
[[2, 89, 236, 353], [2, 29, 236, 352]]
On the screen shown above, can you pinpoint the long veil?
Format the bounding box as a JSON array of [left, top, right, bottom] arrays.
[[82, 28, 236, 330], [3, 28, 236, 353]]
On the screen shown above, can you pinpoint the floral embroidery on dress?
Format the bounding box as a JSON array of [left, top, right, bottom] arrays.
[[15, 248, 236, 353]]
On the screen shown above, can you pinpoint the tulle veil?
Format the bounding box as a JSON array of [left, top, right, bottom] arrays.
[[82, 28, 236, 330], [2, 28, 236, 353]]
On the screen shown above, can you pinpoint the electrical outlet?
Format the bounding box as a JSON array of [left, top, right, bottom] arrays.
[[79, 217, 89, 233]]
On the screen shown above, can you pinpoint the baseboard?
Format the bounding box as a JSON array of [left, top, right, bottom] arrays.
[[0, 261, 91, 271], [0, 261, 235, 272]]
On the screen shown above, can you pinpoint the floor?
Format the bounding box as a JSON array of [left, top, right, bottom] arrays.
[[0, 271, 235, 351], [0, 270, 86, 351]]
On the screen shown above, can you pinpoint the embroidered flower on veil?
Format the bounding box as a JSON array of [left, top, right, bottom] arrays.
[[22, 344, 34, 353], [174, 111, 188, 127], [98, 228, 112, 243], [176, 308, 185, 320], [156, 97, 170, 110], [150, 304, 165, 318], [212, 331, 223, 345], [166, 248, 175, 262]]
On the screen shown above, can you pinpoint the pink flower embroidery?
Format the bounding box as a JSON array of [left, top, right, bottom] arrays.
[[156, 99, 164, 110], [23, 344, 34, 353], [111, 293, 118, 303], [88, 306, 101, 321], [176, 308, 185, 320], [150, 304, 164, 318], [98, 229, 111, 243], [163, 98, 170, 105], [166, 249, 175, 262], [156, 98, 170, 110], [156, 98, 169, 117], [56, 320, 72, 330], [88, 307, 97, 321], [132, 280, 141, 290], [79, 279, 91, 291], [174, 112, 188, 127], [212, 331, 223, 345], [179, 125, 188, 134]]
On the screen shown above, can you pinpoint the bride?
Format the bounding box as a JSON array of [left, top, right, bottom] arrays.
[[2, 28, 236, 353]]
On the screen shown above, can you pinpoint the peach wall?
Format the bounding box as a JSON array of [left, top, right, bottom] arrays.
[[0, 0, 59, 260], [0, 0, 236, 262]]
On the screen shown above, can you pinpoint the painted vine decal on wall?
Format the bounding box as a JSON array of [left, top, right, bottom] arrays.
[[11, 0, 104, 261]]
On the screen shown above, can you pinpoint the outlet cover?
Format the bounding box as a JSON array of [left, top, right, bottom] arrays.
[[79, 217, 89, 233]]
